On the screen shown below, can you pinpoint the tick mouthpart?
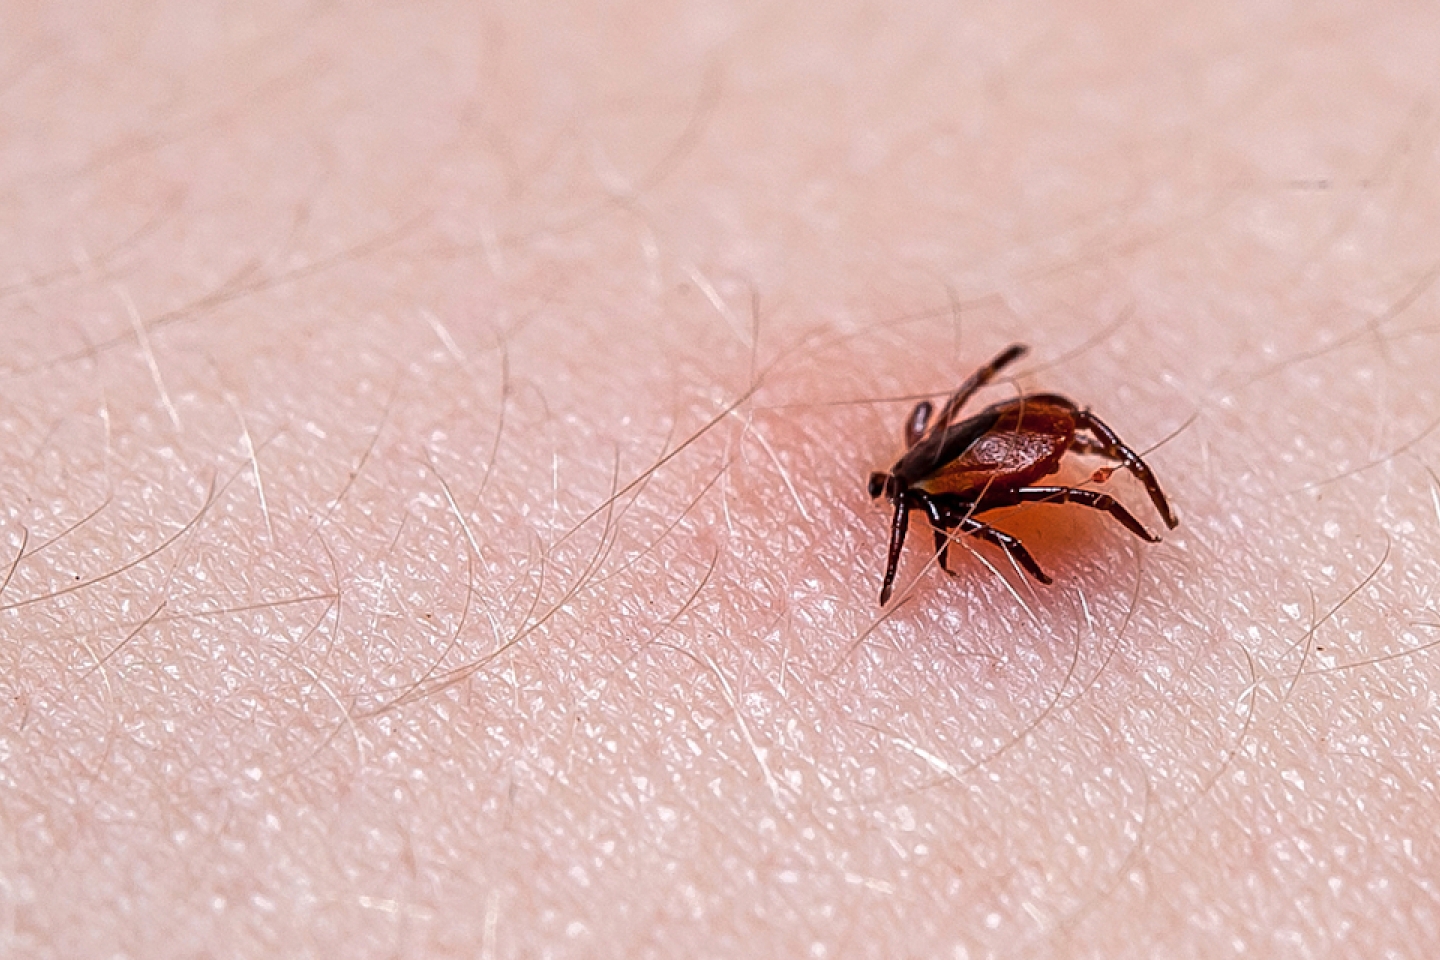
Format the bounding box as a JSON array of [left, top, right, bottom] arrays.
[[867, 471, 889, 500]]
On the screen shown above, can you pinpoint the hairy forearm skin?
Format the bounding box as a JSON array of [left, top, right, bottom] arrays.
[[4, 2, 1440, 957]]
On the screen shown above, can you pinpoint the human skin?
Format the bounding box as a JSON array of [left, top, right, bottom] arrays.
[[4, 1, 1440, 957]]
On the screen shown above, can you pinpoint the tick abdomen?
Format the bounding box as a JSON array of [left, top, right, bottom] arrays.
[[917, 398, 1075, 497]]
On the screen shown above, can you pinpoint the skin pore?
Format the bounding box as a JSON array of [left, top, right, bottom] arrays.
[[4, 1, 1440, 957]]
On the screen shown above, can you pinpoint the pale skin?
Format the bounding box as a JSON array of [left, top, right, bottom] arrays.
[[4, 2, 1440, 958]]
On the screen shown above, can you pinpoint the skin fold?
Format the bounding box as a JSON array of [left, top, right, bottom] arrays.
[[3, 2, 1440, 957]]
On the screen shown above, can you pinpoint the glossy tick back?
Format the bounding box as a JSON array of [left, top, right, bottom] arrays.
[[867, 343, 1178, 605]]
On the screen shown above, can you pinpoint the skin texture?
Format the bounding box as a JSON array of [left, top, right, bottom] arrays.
[[4, 2, 1440, 957]]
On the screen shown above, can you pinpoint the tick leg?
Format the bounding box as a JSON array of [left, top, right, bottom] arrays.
[[1010, 485, 1161, 543], [955, 516, 1053, 584], [933, 528, 954, 573], [933, 343, 1029, 432], [919, 496, 958, 574], [1073, 410, 1179, 529], [879, 495, 912, 606], [905, 400, 933, 447], [922, 496, 1053, 585]]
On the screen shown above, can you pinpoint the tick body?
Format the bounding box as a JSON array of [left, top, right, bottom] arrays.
[[868, 343, 1178, 605]]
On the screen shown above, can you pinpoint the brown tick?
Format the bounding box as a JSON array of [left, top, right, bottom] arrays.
[[868, 343, 1178, 605]]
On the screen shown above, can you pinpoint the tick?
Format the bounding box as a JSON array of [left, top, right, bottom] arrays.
[[867, 343, 1178, 605]]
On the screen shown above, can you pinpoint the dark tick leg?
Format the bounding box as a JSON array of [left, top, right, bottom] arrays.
[[955, 516, 1053, 584], [933, 527, 953, 573], [905, 400, 933, 447], [924, 494, 1052, 584], [1073, 410, 1178, 528], [879, 494, 913, 606], [933, 343, 1029, 433], [1009, 485, 1162, 543], [919, 496, 958, 574]]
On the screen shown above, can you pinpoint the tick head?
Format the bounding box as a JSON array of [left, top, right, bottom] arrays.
[[867, 471, 892, 500]]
